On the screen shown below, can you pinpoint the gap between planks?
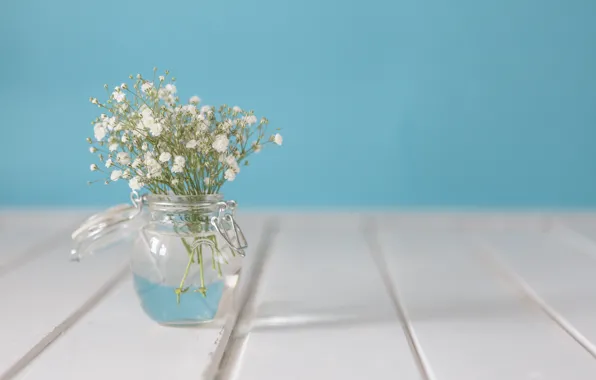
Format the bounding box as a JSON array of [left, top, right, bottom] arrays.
[[361, 217, 436, 380], [202, 217, 280, 380], [475, 237, 596, 361]]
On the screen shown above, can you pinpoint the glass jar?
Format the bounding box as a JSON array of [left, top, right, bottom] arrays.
[[71, 192, 247, 326]]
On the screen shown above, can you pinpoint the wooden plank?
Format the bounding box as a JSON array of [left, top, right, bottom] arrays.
[[15, 280, 223, 380], [0, 217, 131, 378], [373, 212, 550, 233], [0, 211, 89, 270], [11, 213, 267, 380], [482, 229, 596, 353], [377, 228, 596, 380], [231, 215, 422, 380], [253, 215, 396, 325], [236, 323, 422, 380]]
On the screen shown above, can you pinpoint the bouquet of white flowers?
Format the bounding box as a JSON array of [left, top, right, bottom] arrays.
[[82, 68, 283, 308], [87, 68, 282, 194]]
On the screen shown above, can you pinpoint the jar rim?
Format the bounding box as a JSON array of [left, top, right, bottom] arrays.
[[146, 193, 224, 209]]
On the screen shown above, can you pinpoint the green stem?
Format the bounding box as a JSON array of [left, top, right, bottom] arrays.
[[181, 237, 195, 262], [198, 244, 206, 296], [175, 250, 194, 304]]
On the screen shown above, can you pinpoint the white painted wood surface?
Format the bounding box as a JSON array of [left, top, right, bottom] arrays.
[[0, 211, 88, 271], [376, 229, 596, 380], [233, 220, 421, 380], [7, 213, 267, 380], [2, 211, 596, 379]]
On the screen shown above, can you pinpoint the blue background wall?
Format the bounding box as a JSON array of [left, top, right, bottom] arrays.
[[1, 0, 596, 208]]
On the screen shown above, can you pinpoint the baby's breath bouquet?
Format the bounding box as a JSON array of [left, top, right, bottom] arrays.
[[88, 68, 282, 193], [84, 68, 282, 312]]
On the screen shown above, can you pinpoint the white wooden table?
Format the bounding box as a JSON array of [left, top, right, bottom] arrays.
[[2, 210, 596, 379]]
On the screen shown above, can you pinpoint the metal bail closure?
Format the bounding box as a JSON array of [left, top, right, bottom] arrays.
[[70, 191, 146, 261], [210, 200, 248, 256]]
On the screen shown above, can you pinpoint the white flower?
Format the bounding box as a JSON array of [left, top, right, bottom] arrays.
[[110, 170, 122, 181], [159, 152, 172, 162], [109, 143, 119, 152], [106, 118, 117, 131], [197, 120, 209, 132], [129, 176, 143, 190], [224, 168, 236, 181], [182, 104, 197, 115], [138, 104, 163, 137], [131, 158, 142, 168], [232, 106, 242, 113], [142, 142, 148, 151], [159, 75, 165, 82], [204, 177, 211, 185], [90, 164, 98, 171], [274, 133, 283, 146], [105, 158, 113, 168], [122, 169, 132, 179], [225, 155, 240, 173], [212, 134, 229, 153], [138, 104, 151, 118], [172, 179, 179, 185], [121, 134, 128, 143], [186, 139, 198, 149], [145, 158, 162, 178], [165, 84, 177, 94], [200, 105, 212, 115], [117, 152, 131, 165], [120, 83, 128, 90], [244, 115, 258, 125], [174, 156, 185, 166], [220, 120, 233, 131], [112, 91, 126, 103], [90, 97, 98, 105], [149, 122, 163, 136], [252, 142, 262, 153], [141, 82, 153, 93], [93, 124, 107, 141], [89, 147, 97, 153], [189, 95, 200, 104], [171, 156, 186, 173]]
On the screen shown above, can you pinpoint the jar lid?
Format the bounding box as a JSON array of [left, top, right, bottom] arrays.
[[70, 192, 145, 260]]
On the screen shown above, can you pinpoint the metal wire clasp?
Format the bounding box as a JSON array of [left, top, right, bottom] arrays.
[[129, 190, 146, 216], [210, 200, 248, 256]]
